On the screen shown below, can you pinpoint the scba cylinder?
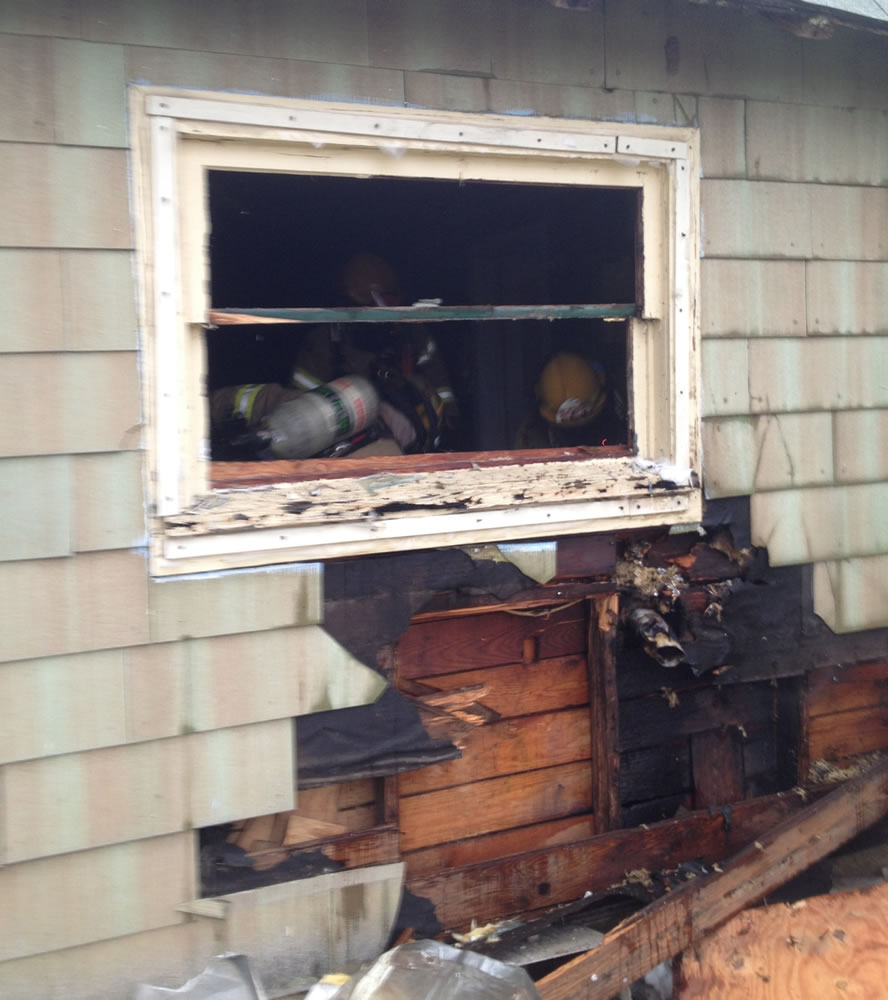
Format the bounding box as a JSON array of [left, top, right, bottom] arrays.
[[265, 375, 379, 459]]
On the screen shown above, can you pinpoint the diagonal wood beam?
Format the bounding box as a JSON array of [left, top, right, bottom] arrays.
[[538, 755, 888, 1000]]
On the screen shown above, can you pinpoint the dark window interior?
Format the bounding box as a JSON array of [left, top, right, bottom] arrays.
[[206, 171, 639, 459]]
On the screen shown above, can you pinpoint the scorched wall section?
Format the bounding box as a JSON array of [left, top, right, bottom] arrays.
[[1, 0, 888, 997]]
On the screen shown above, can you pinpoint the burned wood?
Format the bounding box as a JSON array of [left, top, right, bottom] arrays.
[[397, 603, 587, 679], [400, 759, 594, 853], [400, 707, 592, 796], [172, 456, 681, 534], [555, 534, 618, 578], [406, 789, 818, 932], [588, 594, 621, 831], [617, 682, 774, 752], [536, 756, 888, 1000], [691, 729, 745, 808]]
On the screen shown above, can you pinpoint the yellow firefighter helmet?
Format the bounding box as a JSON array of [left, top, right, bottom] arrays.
[[537, 352, 607, 427]]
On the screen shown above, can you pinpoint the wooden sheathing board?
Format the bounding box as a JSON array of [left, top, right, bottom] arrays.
[[617, 662, 777, 822], [803, 658, 888, 775], [225, 778, 399, 874], [408, 790, 815, 933], [396, 600, 604, 928], [677, 881, 888, 998]]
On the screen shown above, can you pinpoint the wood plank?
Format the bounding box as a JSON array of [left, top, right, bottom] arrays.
[[402, 654, 589, 718], [588, 594, 621, 832], [319, 826, 400, 868], [678, 880, 888, 999], [809, 678, 888, 718], [555, 535, 618, 579], [397, 604, 587, 679], [807, 703, 888, 762], [209, 303, 636, 325], [412, 582, 615, 621], [400, 707, 592, 796], [245, 825, 401, 871], [403, 816, 597, 878], [807, 661, 888, 718], [210, 445, 631, 488], [283, 815, 347, 845], [692, 729, 745, 808], [399, 760, 594, 852], [407, 791, 816, 932], [536, 757, 888, 1000], [618, 683, 774, 752], [619, 742, 691, 805]]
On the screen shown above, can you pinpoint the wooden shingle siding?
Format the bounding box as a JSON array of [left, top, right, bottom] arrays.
[[807, 261, 888, 335], [489, 0, 604, 87], [702, 180, 813, 258], [0, 353, 141, 458], [752, 483, 888, 565], [0, 649, 131, 764], [72, 452, 146, 552], [185, 627, 385, 730], [126, 47, 405, 105], [51, 40, 127, 147], [701, 260, 806, 338], [704, 413, 834, 498], [0, 456, 72, 560], [747, 102, 888, 186], [815, 555, 888, 633], [367, 0, 494, 76], [748, 338, 888, 413], [1, 720, 295, 863], [698, 97, 746, 178], [486, 78, 636, 120], [85, 0, 371, 64], [147, 563, 323, 643], [606, 0, 804, 103], [835, 410, 888, 483], [0, 250, 137, 354], [0, 628, 381, 765], [0, 551, 150, 662], [701, 339, 750, 417], [0, 922, 216, 1000], [0, 832, 195, 961], [0, 145, 130, 249]]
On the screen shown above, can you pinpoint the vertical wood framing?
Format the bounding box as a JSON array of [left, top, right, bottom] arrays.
[[691, 729, 744, 808], [671, 155, 693, 473], [588, 593, 621, 832], [150, 116, 182, 516]]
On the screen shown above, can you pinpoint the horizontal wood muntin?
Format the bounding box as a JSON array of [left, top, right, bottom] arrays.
[[208, 304, 637, 325]]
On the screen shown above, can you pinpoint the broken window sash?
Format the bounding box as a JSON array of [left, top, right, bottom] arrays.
[[208, 303, 637, 326]]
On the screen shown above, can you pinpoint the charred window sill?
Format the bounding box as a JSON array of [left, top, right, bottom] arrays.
[[156, 456, 700, 574]]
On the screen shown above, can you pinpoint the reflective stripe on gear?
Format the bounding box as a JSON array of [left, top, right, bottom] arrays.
[[233, 384, 265, 424]]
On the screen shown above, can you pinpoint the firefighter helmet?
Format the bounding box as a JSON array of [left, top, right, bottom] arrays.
[[536, 352, 607, 427]]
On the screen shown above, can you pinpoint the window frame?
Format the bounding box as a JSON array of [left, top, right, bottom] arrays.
[[131, 88, 701, 576]]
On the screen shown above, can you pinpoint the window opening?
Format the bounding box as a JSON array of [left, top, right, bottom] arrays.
[[206, 172, 639, 471]]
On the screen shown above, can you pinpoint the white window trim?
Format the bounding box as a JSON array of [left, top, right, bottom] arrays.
[[131, 88, 701, 576]]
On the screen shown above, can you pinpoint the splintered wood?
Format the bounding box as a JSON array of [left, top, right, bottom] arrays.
[[167, 458, 683, 535], [536, 756, 888, 1000], [678, 882, 888, 998], [227, 780, 389, 871], [396, 598, 616, 930]]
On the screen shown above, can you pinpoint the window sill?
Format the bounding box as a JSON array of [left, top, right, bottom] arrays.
[[154, 454, 701, 575]]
